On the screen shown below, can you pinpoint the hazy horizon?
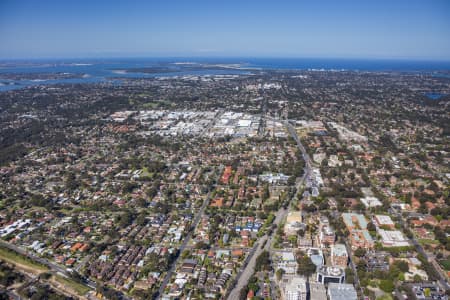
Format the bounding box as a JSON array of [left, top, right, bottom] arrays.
[[2, 56, 450, 63]]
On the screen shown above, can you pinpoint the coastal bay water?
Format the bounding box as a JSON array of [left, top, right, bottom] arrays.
[[1, 57, 450, 92], [424, 92, 447, 100]]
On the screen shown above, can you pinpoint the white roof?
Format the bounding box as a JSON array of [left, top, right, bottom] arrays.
[[328, 283, 357, 300], [375, 215, 394, 226], [332, 244, 348, 257], [238, 119, 252, 127], [282, 252, 296, 261], [379, 229, 409, 247], [360, 196, 382, 208]]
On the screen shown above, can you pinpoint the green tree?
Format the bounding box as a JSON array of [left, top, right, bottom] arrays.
[[262, 184, 270, 201], [393, 260, 409, 273], [354, 247, 366, 258], [379, 280, 394, 293], [296, 251, 317, 277], [276, 268, 285, 281], [255, 251, 271, 272]]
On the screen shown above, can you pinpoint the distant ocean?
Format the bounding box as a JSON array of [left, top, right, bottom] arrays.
[[1, 57, 450, 92], [240, 57, 450, 72]]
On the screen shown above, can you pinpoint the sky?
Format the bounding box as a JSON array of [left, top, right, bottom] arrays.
[[0, 0, 450, 60]]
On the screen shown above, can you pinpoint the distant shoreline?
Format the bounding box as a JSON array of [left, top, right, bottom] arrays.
[[0, 58, 449, 92], [1, 57, 450, 72]]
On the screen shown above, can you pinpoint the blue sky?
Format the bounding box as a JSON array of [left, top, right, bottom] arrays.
[[0, 0, 449, 60]]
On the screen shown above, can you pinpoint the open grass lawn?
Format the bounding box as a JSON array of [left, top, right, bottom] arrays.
[[141, 167, 154, 178], [418, 239, 440, 245], [0, 246, 90, 296], [0, 246, 48, 272], [54, 275, 91, 296], [439, 259, 450, 271], [142, 102, 160, 109]]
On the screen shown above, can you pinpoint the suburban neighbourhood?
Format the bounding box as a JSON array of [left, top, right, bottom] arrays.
[[0, 68, 449, 300]]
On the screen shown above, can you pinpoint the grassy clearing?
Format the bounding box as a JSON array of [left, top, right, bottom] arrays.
[[439, 259, 450, 271], [0, 246, 48, 272], [141, 167, 153, 178], [54, 275, 91, 296], [0, 245, 90, 297], [142, 102, 160, 109], [418, 239, 439, 245]]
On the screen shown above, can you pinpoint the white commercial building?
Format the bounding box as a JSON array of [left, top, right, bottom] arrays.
[[316, 266, 345, 284], [309, 282, 327, 300], [276, 251, 298, 274], [374, 215, 395, 228], [378, 229, 410, 247], [360, 196, 382, 208], [328, 283, 358, 300], [282, 276, 307, 300]]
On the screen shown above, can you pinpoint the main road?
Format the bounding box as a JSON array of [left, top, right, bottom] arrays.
[[226, 207, 288, 300], [345, 242, 365, 298], [283, 120, 312, 171], [227, 119, 313, 299]]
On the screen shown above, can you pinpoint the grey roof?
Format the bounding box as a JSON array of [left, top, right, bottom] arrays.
[[328, 283, 357, 300]]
